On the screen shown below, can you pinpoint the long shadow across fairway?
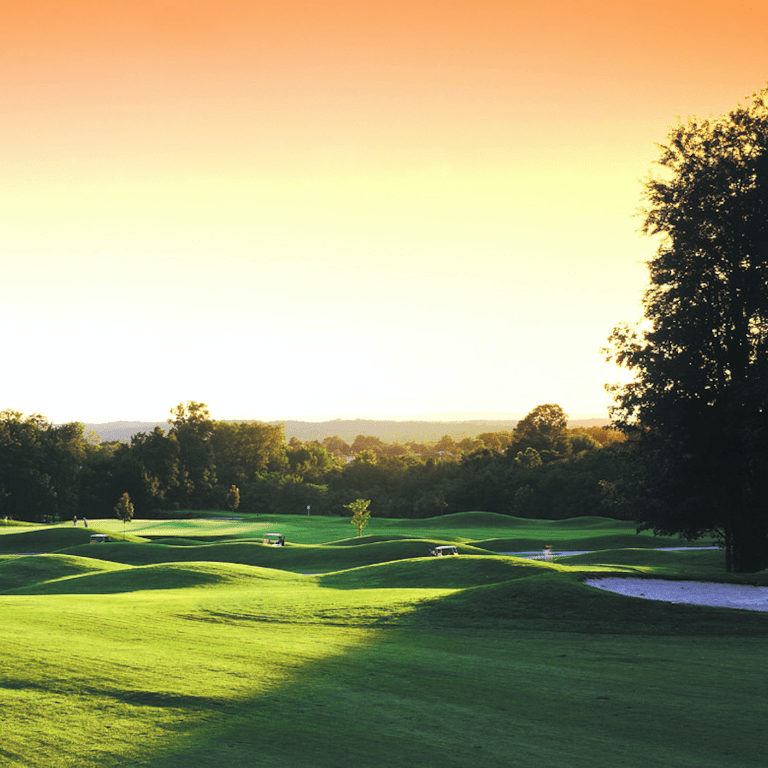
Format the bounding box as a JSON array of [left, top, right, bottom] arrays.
[[2, 559, 304, 594], [0, 553, 130, 592], [4, 528, 768, 768], [85, 563, 768, 768]]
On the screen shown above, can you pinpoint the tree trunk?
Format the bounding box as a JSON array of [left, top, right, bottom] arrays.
[[728, 503, 768, 573], [724, 527, 733, 573], [720, 436, 768, 572]]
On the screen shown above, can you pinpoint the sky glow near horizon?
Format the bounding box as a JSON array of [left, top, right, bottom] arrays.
[[2, 1, 766, 424]]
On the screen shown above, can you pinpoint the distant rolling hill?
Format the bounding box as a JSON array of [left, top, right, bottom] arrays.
[[81, 418, 610, 445]]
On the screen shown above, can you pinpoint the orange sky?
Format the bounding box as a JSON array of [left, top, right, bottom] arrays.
[[2, 1, 767, 423]]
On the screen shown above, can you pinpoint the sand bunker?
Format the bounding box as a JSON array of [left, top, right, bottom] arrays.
[[584, 578, 768, 612]]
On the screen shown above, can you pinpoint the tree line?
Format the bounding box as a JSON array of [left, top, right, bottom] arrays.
[[0, 402, 627, 524]]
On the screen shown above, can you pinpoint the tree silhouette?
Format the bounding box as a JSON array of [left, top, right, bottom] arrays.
[[606, 87, 768, 572]]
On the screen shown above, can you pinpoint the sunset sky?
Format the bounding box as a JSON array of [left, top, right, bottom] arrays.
[[2, 1, 766, 424]]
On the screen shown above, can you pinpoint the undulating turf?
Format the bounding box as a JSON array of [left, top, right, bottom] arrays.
[[0, 553, 129, 592], [557, 547, 726, 574], [0, 512, 716, 553], [0, 512, 763, 768]]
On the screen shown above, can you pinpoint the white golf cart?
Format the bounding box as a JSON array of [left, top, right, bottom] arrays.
[[89, 534, 110, 544], [263, 533, 286, 547], [429, 545, 459, 557]]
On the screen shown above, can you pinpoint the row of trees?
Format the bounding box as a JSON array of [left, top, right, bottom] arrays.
[[1, 401, 627, 526], [0, 411, 87, 522]]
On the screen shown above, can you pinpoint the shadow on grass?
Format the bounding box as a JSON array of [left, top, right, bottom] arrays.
[[3, 561, 301, 594], [122, 572, 768, 768], [1, 676, 216, 710], [53, 538, 492, 576], [405, 571, 768, 636], [7, 564, 768, 768]]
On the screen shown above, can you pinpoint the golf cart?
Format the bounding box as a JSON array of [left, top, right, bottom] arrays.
[[429, 545, 459, 557], [89, 534, 110, 544], [263, 533, 285, 547]]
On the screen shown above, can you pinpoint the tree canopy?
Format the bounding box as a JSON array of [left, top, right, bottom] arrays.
[[346, 498, 372, 536], [508, 404, 569, 459], [0, 410, 86, 521], [606, 86, 768, 572]]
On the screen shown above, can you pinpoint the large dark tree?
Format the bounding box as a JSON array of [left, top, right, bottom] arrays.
[[606, 87, 768, 572], [508, 404, 569, 460], [211, 420, 286, 487], [167, 401, 216, 507], [0, 410, 86, 521]]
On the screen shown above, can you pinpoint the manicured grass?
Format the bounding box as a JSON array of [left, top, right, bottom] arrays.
[[0, 512, 716, 551], [557, 547, 726, 575], [0, 513, 763, 767], [0, 554, 130, 592], [0, 526, 147, 553], [54, 539, 497, 575]]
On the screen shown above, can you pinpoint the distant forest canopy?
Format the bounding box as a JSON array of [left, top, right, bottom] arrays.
[[1, 402, 626, 524], [77, 417, 611, 445]]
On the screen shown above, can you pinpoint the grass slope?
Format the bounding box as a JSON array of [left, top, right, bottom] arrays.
[[16, 512, 706, 549], [56, 538, 491, 574], [0, 527, 147, 553], [1, 513, 762, 768], [2, 568, 765, 768], [4, 561, 305, 595], [319, 555, 621, 590], [0, 554, 129, 592], [557, 547, 726, 574]]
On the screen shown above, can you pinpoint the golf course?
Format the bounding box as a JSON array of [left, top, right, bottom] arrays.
[[1, 512, 766, 767]]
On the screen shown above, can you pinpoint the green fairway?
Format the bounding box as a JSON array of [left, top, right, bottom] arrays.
[[0, 513, 764, 767], [556, 547, 729, 577], [0, 511, 713, 552]]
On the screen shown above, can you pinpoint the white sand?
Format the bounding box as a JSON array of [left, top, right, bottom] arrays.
[[584, 578, 768, 612]]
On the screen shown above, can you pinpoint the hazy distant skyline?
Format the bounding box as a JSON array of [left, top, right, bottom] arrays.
[[2, 1, 766, 424], [77, 411, 609, 426]]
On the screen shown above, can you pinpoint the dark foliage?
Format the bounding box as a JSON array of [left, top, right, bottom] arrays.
[[1, 402, 625, 526], [606, 87, 768, 572]]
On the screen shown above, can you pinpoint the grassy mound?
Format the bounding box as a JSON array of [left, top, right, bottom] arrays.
[[58, 538, 493, 573], [458, 533, 687, 553], [58, 540, 270, 567], [557, 547, 726, 573], [404, 511, 527, 528], [0, 554, 129, 592], [409, 571, 768, 636], [7, 560, 304, 595], [552, 515, 630, 528], [319, 555, 573, 590], [0, 527, 150, 553], [323, 534, 418, 546]]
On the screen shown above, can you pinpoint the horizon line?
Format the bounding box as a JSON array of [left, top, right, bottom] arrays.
[[72, 411, 612, 425]]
